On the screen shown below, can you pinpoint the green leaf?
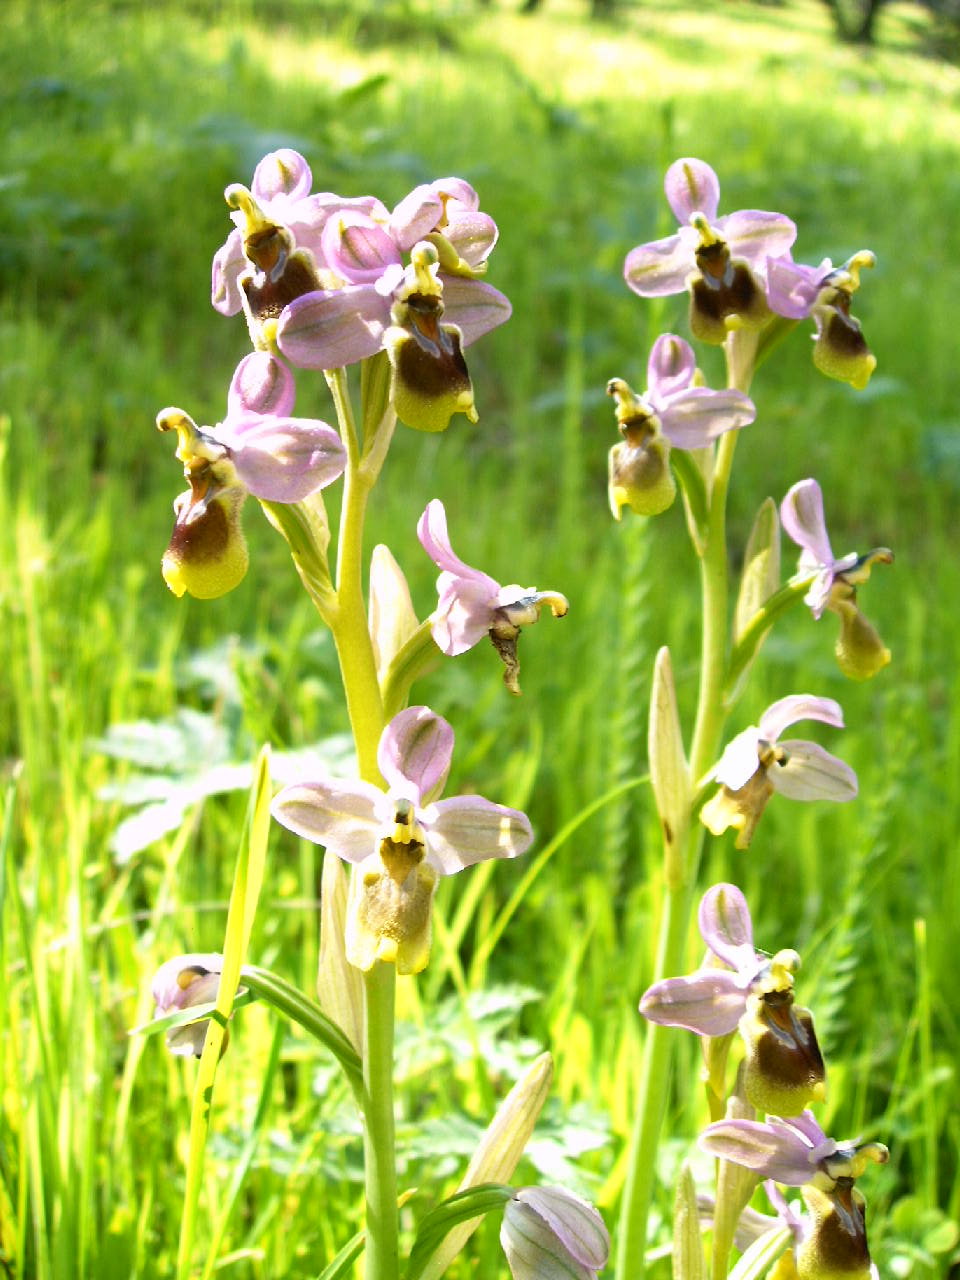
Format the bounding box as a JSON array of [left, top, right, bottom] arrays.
[[648, 646, 691, 888], [727, 1226, 791, 1280], [724, 578, 811, 706], [316, 1229, 366, 1280], [241, 965, 362, 1090], [672, 448, 709, 551], [406, 1185, 515, 1280], [177, 746, 272, 1280]]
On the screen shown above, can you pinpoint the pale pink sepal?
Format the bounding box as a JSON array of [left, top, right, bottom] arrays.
[[513, 1187, 610, 1272], [624, 230, 697, 298], [646, 333, 696, 400], [422, 796, 533, 874], [228, 352, 296, 418], [270, 779, 384, 862], [211, 228, 246, 316], [773, 741, 858, 802], [440, 276, 512, 345], [698, 882, 755, 972], [276, 285, 389, 369], [664, 157, 721, 223], [658, 388, 755, 449], [719, 208, 797, 266], [216, 413, 346, 502], [378, 706, 453, 806], [639, 970, 748, 1037], [758, 694, 844, 742]]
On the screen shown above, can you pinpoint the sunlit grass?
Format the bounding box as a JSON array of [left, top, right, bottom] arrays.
[[1, 0, 959, 1275]]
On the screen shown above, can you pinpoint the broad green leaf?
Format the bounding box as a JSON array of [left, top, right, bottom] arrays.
[[734, 498, 781, 646], [406, 1185, 514, 1280], [316, 1229, 365, 1280]]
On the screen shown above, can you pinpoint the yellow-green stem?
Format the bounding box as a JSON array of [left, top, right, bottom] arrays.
[[325, 364, 398, 1280], [615, 341, 750, 1280]]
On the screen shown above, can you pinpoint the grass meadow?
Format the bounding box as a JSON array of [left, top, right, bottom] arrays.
[[1, 0, 959, 1275]]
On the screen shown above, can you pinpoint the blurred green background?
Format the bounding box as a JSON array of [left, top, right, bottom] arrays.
[[1, 0, 959, 1276]]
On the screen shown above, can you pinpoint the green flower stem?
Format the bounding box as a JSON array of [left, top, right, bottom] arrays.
[[616, 342, 750, 1280], [326, 367, 385, 783], [325, 364, 398, 1280], [361, 961, 400, 1280]]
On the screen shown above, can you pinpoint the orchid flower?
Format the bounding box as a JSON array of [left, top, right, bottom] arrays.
[[271, 706, 533, 973], [157, 353, 346, 600], [500, 1186, 610, 1280], [781, 479, 892, 679], [700, 1114, 888, 1280], [151, 953, 227, 1058], [767, 251, 877, 389], [606, 333, 756, 517], [700, 695, 858, 850], [624, 157, 796, 343], [640, 883, 826, 1115], [418, 499, 569, 694]]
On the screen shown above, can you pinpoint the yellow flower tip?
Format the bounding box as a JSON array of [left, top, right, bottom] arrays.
[[224, 183, 266, 231], [542, 591, 569, 620], [377, 937, 399, 965], [156, 406, 199, 452], [160, 553, 188, 598], [609, 487, 626, 521], [810, 1078, 828, 1104], [690, 210, 722, 247], [845, 249, 876, 290], [850, 352, 877, 391]]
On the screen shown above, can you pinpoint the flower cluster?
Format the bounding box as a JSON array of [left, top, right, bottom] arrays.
[[624, 157, 876, 390], [212, 149, 511, 432]]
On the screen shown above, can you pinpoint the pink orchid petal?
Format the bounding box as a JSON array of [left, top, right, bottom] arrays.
[[277, 286, 389, 369], [771, 740, 858, 802], [714, 726, 762, 790], [417, 500, 499, 588], [514, 1188, 610, 1271], [439, 276, 512, 345], [766, 256, 828, 319], [781, 479, 835, 567], [658, 387, 755, 449], [216, 414, 346, 501], [271, 779, 383, 862], [432, 574, 497, 655], [228, 352, 296, 418], [758, 694, 844, 743], [719, 209, 797, 266], [390, 184, 444, 250], [624, 232, 694, 298], [421, 796, 533, 874], [698, 883, 756, 972], [639, 970, 747, 1036], [321, 210, 402, 285], [698, 1119, 821, 1185], [445, 211, 499, 267], [211, 229, 246, 316], [646, 333, 696, 402], [378, 707, 454, 806], [664, 157, 721, 224], [433, 177, 479, 213], [251, 148, 313, 205]]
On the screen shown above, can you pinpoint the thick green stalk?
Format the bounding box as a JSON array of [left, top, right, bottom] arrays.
[[325, 364, 398, 1280], [616, 339, 750, 1280], [327, 367, 385, 783], [362, 962, 399, 1280]]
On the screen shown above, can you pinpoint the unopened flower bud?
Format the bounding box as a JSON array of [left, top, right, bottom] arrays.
[[500, 1187, 610, 1280]]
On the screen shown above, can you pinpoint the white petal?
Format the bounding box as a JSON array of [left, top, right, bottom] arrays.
[[770, 741, 857, 802]]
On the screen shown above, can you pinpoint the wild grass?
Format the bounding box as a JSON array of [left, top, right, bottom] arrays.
[[1, 0, 959, 1275]]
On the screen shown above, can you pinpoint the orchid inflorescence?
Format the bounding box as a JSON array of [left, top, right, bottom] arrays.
[[145, 148, 895, 1280]]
